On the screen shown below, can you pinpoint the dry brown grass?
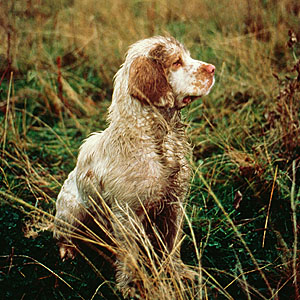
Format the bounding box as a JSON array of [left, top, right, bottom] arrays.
[[1, 0, 299, 299]]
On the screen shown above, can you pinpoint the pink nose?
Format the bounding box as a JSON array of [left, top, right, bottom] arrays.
[[204, 64, 215, 74]]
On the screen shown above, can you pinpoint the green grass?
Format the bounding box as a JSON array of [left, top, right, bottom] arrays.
[[1, 0, 300, 299]]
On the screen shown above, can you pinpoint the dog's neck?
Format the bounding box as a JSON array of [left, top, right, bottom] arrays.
[[106, 94, 189, 161], [109, 94, 182, 129], [157, 106, 179, 122]]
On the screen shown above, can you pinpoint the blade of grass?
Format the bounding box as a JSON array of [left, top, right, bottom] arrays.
[[290, 160, 299, 299], [198, 172, 274, 297], [262, 165, 278, 248], [2, 72, 13, 153]]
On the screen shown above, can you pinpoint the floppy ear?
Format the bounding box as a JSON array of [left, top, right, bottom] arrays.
[[128, 56, 174, 108]]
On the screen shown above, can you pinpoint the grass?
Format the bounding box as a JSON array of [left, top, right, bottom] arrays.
[[0, 0, 300, 299]]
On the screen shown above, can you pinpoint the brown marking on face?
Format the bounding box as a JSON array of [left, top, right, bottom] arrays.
[[169, 56, 184, 72], [149, 44, 183, 72], [128, 55, 174, 107], [192, 65, 214, 91], [149, 44, 168, 62]]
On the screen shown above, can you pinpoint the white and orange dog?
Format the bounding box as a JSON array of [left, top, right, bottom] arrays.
[[54, 36, 215, 292]]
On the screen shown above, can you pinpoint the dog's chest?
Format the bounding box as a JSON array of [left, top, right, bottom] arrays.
[[162, 132, 186, 166], [155, 128, 191, 183]]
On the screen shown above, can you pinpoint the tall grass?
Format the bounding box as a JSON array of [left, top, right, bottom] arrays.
[[0, 0, 299, 299]]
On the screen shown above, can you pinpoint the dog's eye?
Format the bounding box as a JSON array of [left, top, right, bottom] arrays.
[[173, 59, 182, 68]]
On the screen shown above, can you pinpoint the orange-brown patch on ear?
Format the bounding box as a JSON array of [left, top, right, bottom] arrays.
[[128, 56, 174, 107]]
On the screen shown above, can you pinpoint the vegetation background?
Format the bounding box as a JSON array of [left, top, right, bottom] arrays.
[[0, 0, 299, 299]]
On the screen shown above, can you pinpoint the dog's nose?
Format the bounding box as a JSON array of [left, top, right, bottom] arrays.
[[204, 64, 215, 74]]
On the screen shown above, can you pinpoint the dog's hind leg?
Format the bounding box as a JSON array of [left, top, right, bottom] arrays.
[[53, 169, 87, 260]]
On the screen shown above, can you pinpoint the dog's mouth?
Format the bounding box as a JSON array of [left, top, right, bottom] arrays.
[[182, 95, 200, 105]]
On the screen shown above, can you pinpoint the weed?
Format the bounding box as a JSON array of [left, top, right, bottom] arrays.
[[0, 0, 299, 299]]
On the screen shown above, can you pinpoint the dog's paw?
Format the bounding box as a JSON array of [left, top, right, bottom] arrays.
[[59, 244, 76, 261]]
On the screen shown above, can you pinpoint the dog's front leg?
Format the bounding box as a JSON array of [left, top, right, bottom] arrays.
[[154, 200, 197, 280], [111, 208, 143, 297]]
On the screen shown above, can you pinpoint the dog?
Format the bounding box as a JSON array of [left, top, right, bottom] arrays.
[[53, 35, 215, 293]]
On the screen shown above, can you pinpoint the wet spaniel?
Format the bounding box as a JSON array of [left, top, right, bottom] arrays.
[[54, 36, 215, 293]]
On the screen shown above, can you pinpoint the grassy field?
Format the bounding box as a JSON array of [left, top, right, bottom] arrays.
[[0, 0, 300, 299]]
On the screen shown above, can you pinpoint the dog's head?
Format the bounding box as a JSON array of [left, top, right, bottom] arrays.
[[127, 36, 215, 109]]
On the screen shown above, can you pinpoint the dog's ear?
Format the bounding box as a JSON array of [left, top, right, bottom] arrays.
[[128, 56, 174, 108]]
